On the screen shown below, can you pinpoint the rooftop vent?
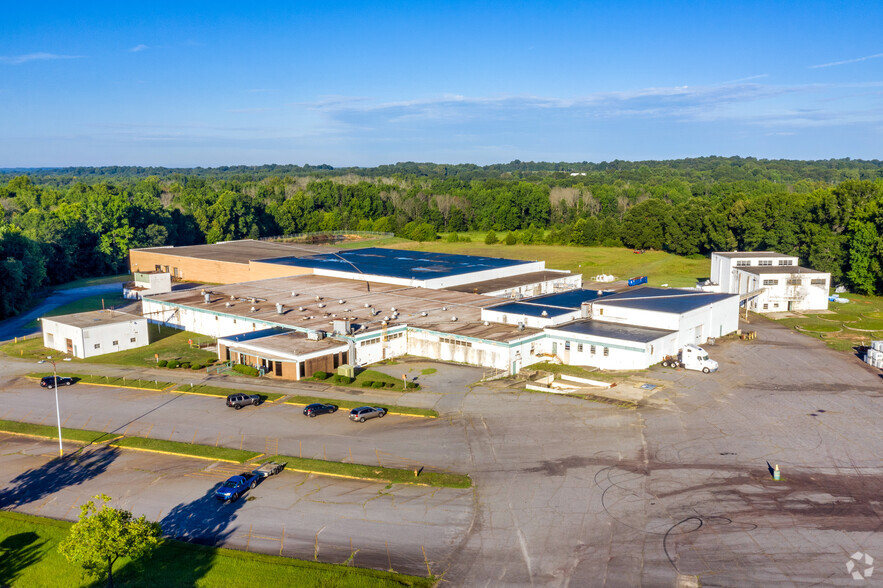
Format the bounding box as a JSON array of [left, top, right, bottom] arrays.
[[250, 298, 256, 304], [390, 307, 396, 312], [541, 310, 549, 317], [364, 303, 371, 308], [518, 322, 525, 331], [421, 311, 428, 317], [315, 296, 321, 302], [383, 316, 390, 321], [203, 293, 211, 304], [200, 289, 206, 295], [483, 321, 489, 326], [298, 306, 304, 312], [291, 291, 298, 297], [451, 316, 458, 322], [317, 303, 325, 308], [225, 302, 232, 308], [275, 303, 284, 315], [442, 307, 447, 311], [250, 306, 257, 313], [338, 299, 345, 304], [230, 295, 235, 300]]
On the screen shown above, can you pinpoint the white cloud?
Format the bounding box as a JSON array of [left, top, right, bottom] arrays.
[[129, 44, 149, 52], [809, 52, 883, 69], [0, 52, 83, 65]]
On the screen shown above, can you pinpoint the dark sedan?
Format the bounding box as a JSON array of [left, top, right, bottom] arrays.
[[40, 376, 73, 388], [303, 403, 338, 417]]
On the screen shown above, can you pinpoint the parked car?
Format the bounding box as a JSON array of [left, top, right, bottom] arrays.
[[214, 472, 260, 502], [226, 393, 262, 410], [40, 376, 73, 389], [303, 403, 338, 417], [348, 406, 387, 422]]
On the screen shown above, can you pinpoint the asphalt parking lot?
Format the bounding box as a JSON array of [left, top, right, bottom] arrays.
[[1, 316, 881, 586]]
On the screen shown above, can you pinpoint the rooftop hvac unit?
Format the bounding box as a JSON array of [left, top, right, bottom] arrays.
[[250, 298, 256, 304], [383, 316, 390, 321], [307, 330, 326, 341], [200, 289, 206, 295]]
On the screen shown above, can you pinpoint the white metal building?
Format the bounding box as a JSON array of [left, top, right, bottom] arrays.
[[710, 251, 830, 312], [123, 271, 172, 300], [41, 310, 149, 359]]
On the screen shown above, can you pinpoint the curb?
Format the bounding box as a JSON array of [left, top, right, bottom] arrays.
[[279, 466, 457, 487], [282, 400, 437, 418], [172, 388, 283, 403], [107, 443, 250, 464]]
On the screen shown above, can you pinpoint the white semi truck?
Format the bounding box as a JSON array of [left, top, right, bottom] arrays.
[[661, 344, 718, 373]]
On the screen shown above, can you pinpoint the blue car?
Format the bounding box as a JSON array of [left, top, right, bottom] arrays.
[[214, 472, 260, 502]]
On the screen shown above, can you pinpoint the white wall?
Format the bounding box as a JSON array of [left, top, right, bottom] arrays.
[[741, 270, 830, 312], [312, 260, 547, 289], [543, 329, 671, 370], [42, 318, 148, 359], [483, 274, 583, 299], [480, 308, 580, 329]]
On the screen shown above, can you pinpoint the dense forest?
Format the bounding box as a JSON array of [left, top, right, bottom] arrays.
[[1, 157, 882, 319]]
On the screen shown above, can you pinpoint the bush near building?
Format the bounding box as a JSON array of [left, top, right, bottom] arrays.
[[232, 364, 259, 377]]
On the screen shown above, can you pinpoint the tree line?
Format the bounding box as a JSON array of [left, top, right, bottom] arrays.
[[1, 158, 881, 319]]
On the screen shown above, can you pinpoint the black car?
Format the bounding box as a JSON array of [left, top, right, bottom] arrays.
[[348, 406, 387, 422], [303, 403, 338, 417], [226, 393, 262, 410], [40, 376, 73, 389]]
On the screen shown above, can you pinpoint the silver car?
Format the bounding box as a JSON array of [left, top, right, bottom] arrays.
[[348, 406, 387, 422]]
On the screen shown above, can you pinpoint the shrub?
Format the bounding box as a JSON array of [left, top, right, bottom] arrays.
[[406, 381, 419, 389], [156, 360, 168, 368], [372, 381, 384, 389], [332, 374, 353, 384], [446, 232, 459, 243], [191, 364, 203, 370], [232, 364, 259, 377], [484, 230, 498, 244], [504, 232, 518, 245], [312, 371, 328, 380], [460, 236, 472, 242], [361, 381, 374, 387], [166, 360, 179, 369], [180, 362, 191, 370]]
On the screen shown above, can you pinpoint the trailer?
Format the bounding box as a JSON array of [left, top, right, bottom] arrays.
[[253, 461, 286, 478], [661, 344, 718, 373]]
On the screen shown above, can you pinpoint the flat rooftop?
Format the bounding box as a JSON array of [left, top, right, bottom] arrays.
[[737, 266, 828, 276], [148, 274, 540, 343], [255, 247, 534, 280], [444, 270, 573, 294], [550, 320, 676, 343], [486, 290, 606, 318], [220, 329, 347, 358], [598, 287, 737, 314], [714, 251, 793, 259], [133, 240, 339, 265], [43, 310, 144, 329]]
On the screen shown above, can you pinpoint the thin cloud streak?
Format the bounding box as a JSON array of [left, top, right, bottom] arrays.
[[0, 52, 83, 65], [809, 52, 883, 68], [129, 44, 149, 52]]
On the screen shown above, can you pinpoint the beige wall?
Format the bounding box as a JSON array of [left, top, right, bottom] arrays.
[[129, 250, 310, 284]]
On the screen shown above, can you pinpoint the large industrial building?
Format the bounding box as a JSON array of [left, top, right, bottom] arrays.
[[133, 241, 740, 378], [709, 251, 831, 312]]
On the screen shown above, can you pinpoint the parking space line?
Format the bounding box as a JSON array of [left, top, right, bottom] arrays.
[[82, 416, 92, 429], [168, 427, 176, 440], [143, 423, 154, 438], [191, 429, 198, 444]]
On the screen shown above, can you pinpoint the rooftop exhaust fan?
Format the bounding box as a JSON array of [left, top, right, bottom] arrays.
[[383, 316, 390, 321], [225, 302, 232, 308], [364, 303, 371, 308], [541, 310, 549, 317], [483, 321, 489, 326], [318, 303, 325, 308], [250, 306, 257, 312], [203, 293, 211, 304], [451, 316, 458, 321], [421, 311, 428, 317], [339, 299, 345, 304], [298, 306, 305, 312], [442, 307, 447, 311]]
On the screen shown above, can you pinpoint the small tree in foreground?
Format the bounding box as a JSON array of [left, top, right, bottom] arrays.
[[59, 494, 162, 588]]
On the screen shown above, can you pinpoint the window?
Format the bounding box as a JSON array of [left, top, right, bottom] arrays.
[[778, 259, 793, 265], [112, 340, 118, 346], [773, 303, 779, 308], [736, 260, 750, 267], [598, 308, 603, 316], [94, 343, 101, 349], [530, 343, 535, 355], [155, 265, 162, 271], [47, 333, 54, 344], [590, 345, 596, 355], [762, 279, 778, 286], [577, 343, 583, 352], [440, 336, 472, 348], [603, 347, 609, 356], [360, 337, 381, 347], [215, 316, 219, 321], [758, 260, 772, 266], [130, 337, 136, 343], [763, 303, 769, 310], [811, 279, 826, 285], [564, 341, 570, 351], [787, 279, 801, 286]]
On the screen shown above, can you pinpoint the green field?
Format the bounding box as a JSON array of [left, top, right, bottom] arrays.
[[0, 510, 434, 587], [391, 238, 709, 287], [285, 395, 438, 418], [775, 292, 883, 351], [265, 455, 470, 488]]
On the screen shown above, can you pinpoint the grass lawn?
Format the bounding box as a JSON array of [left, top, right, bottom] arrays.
[[109, 437, 262, 464], [26, 373, 173, 391], [308, 368, 419, 391], [180, 384, 285, 402], [334, 236, 410, 249], [285, 395, 438, 418], [0, 419, 118, 444], [774, 292, 883, 351], [53, 272, 132, 290], [22, 292, 131, 329], [0, 510, 435, 587], [265, 455, 470, 488], [390, 239, 710, 287], [529, 362, 646, 382]]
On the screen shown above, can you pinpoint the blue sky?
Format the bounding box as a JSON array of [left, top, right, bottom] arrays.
[[1, 1, 881, 167]]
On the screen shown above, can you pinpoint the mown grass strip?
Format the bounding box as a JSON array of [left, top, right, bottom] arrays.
[[179, 384, 285, 402], [265, 454, 470, 488], [0, 510, 435, 587], [27, 372, 173, 390], [285, 395, 438, 418], [110, 437, 261, 463], [0, 419, 118, 444]]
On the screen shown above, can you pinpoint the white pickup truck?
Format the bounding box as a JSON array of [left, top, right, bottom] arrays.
[[661, 344, 719, 373]]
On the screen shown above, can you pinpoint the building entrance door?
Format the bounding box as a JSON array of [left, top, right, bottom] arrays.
[[65, 338, 73, 354]]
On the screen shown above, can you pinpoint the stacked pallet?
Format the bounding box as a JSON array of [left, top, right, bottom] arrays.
[[865, 341, 883, 368]]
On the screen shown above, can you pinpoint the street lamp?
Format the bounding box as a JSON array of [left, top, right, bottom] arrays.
[[38, 356, 71, 458]]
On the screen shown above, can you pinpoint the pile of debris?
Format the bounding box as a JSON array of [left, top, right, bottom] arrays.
[[864, 341, 883, 369]]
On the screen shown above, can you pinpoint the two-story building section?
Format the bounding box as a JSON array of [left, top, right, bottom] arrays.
[[710, 251, 830, 313]]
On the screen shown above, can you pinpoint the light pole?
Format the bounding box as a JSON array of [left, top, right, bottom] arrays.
[[38, 356, 70, 458]]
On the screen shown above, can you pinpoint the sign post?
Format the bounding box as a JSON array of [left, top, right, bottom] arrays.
[[402, 374, 407, 390]]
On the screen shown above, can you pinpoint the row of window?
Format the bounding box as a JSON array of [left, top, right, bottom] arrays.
[[440, 337, 473, 348], [763, 278, 827, 286], [358, 332, 404, 347], [93, 337, 137, 350], [563, 341, 609, 356], [736, 259, 794, 267]]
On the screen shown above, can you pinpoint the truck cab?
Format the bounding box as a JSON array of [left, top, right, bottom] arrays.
[[680, 344, 718, 373]]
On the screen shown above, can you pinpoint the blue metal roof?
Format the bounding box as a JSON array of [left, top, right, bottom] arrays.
[[486, 302, 579, 318], [218, 327, 290, 343], [549, 320, 675, 343], [255, 248, 532, 280], [598, 287, 736, 314], [522, 289, 607, 307]]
